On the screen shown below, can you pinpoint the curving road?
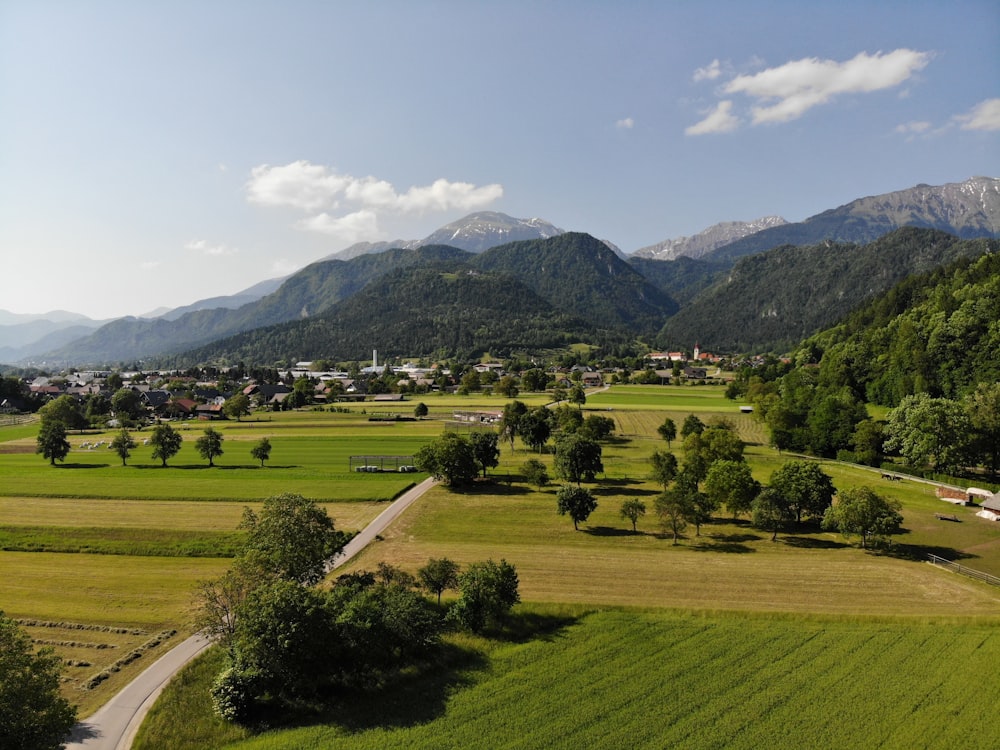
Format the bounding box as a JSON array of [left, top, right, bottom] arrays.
[[64, 477, 437, 750]]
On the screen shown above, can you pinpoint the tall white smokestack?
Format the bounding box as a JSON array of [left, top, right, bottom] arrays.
[[373, 349, 378, 370]]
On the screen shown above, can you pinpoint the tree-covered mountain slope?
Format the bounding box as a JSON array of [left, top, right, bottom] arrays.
[[799, 247, 1000, 405], [41, 245, 472, 364], [166, 265, 616, 365], [472, 232, 678, 335], [658, 228, 996, 352]]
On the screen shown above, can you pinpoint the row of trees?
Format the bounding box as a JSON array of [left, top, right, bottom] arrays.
[[35, 405, 274, 468], [197, 493, 520, 724]]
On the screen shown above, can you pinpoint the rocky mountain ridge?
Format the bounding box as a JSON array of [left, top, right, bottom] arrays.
[[632, 216, 788, 260]]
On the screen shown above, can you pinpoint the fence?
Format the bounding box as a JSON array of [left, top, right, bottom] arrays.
[[926, 554, 1000, 587]]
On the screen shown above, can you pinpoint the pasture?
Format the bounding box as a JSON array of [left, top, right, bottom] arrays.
[[5, 383, 1000, 740]]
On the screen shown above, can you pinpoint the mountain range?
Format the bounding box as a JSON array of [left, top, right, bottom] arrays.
[[4, 175, 999, 367]]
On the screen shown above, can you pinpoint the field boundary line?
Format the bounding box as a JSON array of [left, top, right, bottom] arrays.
[[926, 553, 1000, 587]]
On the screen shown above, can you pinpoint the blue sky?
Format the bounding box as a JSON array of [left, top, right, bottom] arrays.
[[2, 0, 997, 319]]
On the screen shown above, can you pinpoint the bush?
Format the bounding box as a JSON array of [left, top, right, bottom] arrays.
[[211, 666, 261, 724]]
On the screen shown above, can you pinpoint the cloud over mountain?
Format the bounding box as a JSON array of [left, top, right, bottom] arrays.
[[246, 160, 504, 243]]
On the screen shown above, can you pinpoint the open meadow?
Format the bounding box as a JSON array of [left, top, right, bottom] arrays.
[[5, 385, 1000, 742]]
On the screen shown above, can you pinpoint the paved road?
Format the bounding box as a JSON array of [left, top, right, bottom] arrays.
[[64, 477, 437, 750]]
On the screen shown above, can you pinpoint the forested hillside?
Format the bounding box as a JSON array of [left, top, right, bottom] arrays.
[[803, 248, 1000, 405], [472, 233, 678, 334], [659, 228, 995, 352], [165, 266, 618, 366]]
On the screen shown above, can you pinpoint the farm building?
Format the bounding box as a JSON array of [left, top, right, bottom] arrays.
[[977, 493, 1000, 522]]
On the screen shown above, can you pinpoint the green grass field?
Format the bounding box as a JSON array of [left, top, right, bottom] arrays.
[[137, 607, 1000, 750], [6, 385, 1000, 744]]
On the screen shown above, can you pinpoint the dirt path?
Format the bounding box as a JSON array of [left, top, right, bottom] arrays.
[[64, 477, 437, 750]]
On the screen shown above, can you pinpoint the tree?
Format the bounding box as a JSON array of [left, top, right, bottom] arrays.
[[967, 382, 1000, 476], [413, 402, 428, 419], [223, 393, 251, 421], [769, 461, 836, 525], [649, 450, 679, 489], [196, 427, 225, 467], [418, 557, 460, 605], [414, 432, 478, 486], [0, 611, 77, 750], [469, 430, 501, 478], [680, 414, 705, 438], [518, 406, 552, 453], [499, 400, 528, 451], [850, 419, 884, 467], [704, 460, 760, 519], [620, 499, 646, 533], [521, 368, 548, 392], [568, 383, 586, 408], [580, 414, 615, 441], [150, 423, 183, 467], [657, 417, 677, 446], [111, 387, 144, 424], [553, 434, 603, 485], [822, 486, 903, 549], [195, 566, 259, 652], [448, 558, 520, 632], [655, 486, 693, 545], [110, 427, 136, 466], [239, 493, 344, 585], [250, 437, 272, 467], [556, 484, 598, 530], [751, 487, 792, 541], [520, 458, 549, 488], [35, 421, 69, 466], [496, 375, 519, 398], [38, 394, 86, 431], [883, 393, 974, 474]]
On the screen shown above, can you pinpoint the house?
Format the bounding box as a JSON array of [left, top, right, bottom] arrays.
[[195, 403, 224, 419], [683, 366, 707, 379], [581, 371, 603, 387]]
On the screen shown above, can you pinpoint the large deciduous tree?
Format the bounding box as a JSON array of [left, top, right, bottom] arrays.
[[110, 427, 136, 466], [822, 486, 903, 549], [768, 461, 836, 524], [239, 493, 344, 585], [556, 484, 598, 530], [751, 487, 792, 541], [150, 423, 183, 467], [414, 432, 478, 486], [553, 433, 603, 485], [223, 393, 251, 421], [38, 394, 86, 431], [883, 393, 974, 475], [469, 431, 501, 478], [35, 421, 70, 466], [250, 437, 272, 467], [704, 460, 760, 520], [655, 486, 693, 545], [518, 406, 552, 453], [657, 417, 677, 446], [195, 427, 225, 467], [0, 611, 77, 750], [649, 450, 679, 489], [448, 558, 520, 632]]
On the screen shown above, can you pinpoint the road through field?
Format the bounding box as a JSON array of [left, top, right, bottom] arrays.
[[64, 477, 437, 750]]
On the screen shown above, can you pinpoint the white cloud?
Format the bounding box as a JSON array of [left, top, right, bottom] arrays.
[[895, 120, 932, 135], [185, 239, 238, 256], [140, 260, 160, 271], [247, 161, 503, 238], [693, 59, 723, 82], [685, 101, 740, 136], [296, 210, 381, 242], [954, 98, 1000, 131], [616, 117, 635, 129], [724, 49, 932, 124], [247, 161, 350, 212]]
